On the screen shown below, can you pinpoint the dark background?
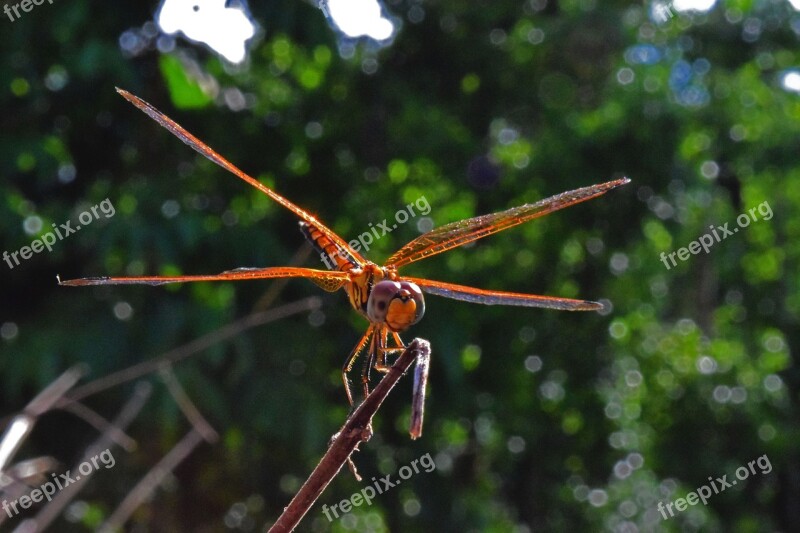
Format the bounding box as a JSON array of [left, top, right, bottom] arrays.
[[1, 0, 798, 531]]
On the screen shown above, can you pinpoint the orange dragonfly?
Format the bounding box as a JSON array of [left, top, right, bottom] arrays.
[[61, 89, 629, 427]]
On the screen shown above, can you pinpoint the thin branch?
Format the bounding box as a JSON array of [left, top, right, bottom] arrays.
[[58, 401, 138, 452], [0, 456, 60, 515], [15, 382, 152, 533], [159, 366, 219, 443], [0, 457, 59, 491], [59, 296, 321, 404], [0, 366, 86, 473], [97, 427, 207, 533], [251, 246, 313, 312], [266, 338, 431, 533]]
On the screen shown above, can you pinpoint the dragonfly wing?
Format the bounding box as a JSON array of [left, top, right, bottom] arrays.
[[404, 276, 603, 311], [58, 267, 349, 287], [309, 276, 348, 292], [116, 88, 367, 267], [386, 177, 630, 268]]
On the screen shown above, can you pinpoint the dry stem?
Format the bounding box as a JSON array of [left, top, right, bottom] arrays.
[[267, 338, 430, 532]]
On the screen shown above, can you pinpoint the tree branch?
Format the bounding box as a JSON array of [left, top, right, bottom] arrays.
[[58, 296, 321, 405], [266, 338, 431, 533]]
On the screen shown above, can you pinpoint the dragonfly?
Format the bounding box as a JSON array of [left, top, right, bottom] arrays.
[[60, 89, 629, 436]]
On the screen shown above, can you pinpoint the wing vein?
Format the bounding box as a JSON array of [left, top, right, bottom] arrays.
[[386, 177, 629, 268], [404, 276, 603, 311]]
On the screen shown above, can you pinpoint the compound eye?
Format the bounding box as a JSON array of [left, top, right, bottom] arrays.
[[384, 282, 426, 332], [367, 280, 402, 323], [397, 281, 425, 326]]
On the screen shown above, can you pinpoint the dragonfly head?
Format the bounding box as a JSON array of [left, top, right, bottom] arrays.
[[367, 280, 425, 332]]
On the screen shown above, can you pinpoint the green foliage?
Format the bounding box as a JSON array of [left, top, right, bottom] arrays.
[[159, 55, 214, 109]]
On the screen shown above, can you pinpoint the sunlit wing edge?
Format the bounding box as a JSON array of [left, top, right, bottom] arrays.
[[404, 276, 604, 311], [115, 88, 367, 267], [386, 177, 630, 268], [57, 267, 349, 287]]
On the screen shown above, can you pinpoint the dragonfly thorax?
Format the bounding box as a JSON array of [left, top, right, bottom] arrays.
[[366, 280, 425, 332]]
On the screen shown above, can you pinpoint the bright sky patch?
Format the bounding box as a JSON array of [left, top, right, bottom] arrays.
[[323, 0, 395, 41], [156, 0, 257, 64]]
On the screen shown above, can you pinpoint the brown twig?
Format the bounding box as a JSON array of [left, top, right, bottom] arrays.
[[97, 427, 207, 533], [15, 382, 152, 533], [0, 365, 87, 473], [0, 456, 60, 518], [58, 401, 138, 452], [58, 296, 321, 405], [251, 246, 313, 312], [92, 369, 219, 531], [266, 338, 431, 533], [158, 366, 219, 443]]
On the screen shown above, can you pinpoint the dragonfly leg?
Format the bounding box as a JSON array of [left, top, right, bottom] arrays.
[[374, 331, 406, 374], [342, 326, 373, 406], [360, 333, 379, 400]]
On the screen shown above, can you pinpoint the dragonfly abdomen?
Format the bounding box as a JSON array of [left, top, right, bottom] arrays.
[[299, 221, 359, 272]]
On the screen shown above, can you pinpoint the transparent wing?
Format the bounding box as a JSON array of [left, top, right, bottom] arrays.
[[116, 88, 366, 267], [386, 177, 630, 268], [58, 267, 349, 288], [404, 276, 603, 311]]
